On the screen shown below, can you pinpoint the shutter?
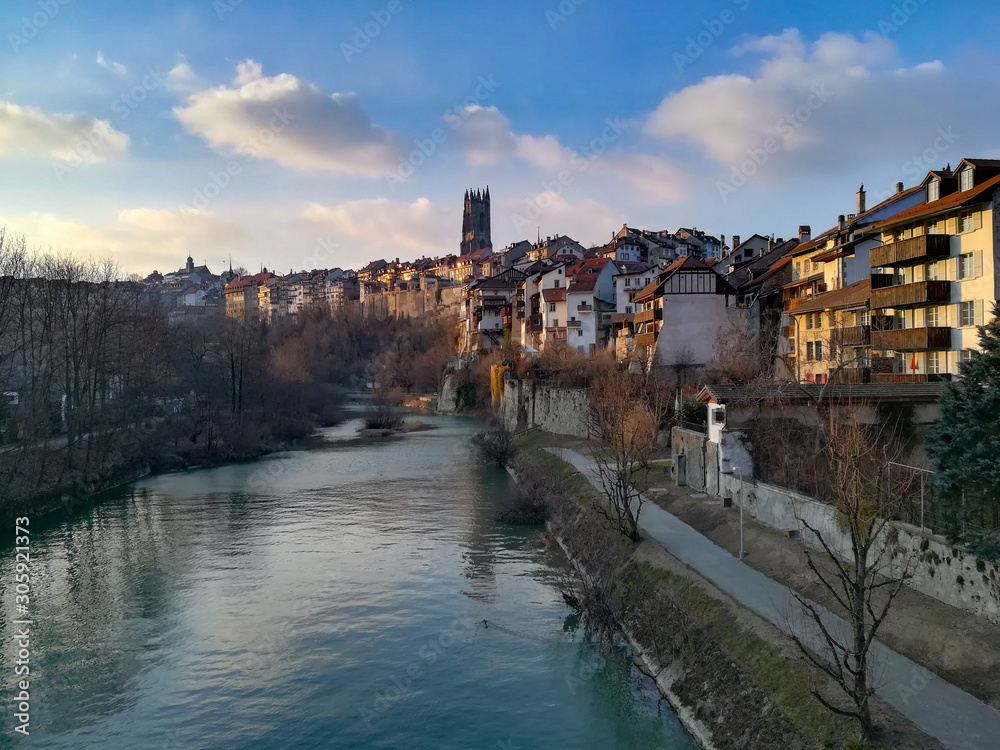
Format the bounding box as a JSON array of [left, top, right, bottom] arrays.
[[974, 249, 983, 278], [947, 256, 958, 281], [946, 217, 957, 234], [974, 211, 983, 230], [977, 299, 986, 326]]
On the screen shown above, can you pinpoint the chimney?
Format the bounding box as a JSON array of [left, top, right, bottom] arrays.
[[857, 184, 866, 215], [896, 181, 904, 194], [799, 225, 811, 242], [838, 214, 846, 230], [732, 234, 741, 249]]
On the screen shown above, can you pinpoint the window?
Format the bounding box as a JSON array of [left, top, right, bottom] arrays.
[[828, 311, 836, 328], [806, 314, 814, 330], [959, 349, 975, 368], [815, 341, 823, 360], [625, 305, 632, 314], [894, 310, 906, 330], [927, 351, 941, 374], [926, 306, 939, 327], [959, 253, 972, 278], [895, 229, 906, 242], [806, 341, 814, 360], [624, 278, 631, 287], [577, 329, 583, 337], [926, 261, 939, 280], [548, 302, 556, 312], [926, 221, 941, 235], [553, 279, 561, 288], [552, 319, 559, 327], [960, 301, 976, 327], [959, 212, 975, 232], [960, 168, 973, 192], [927, 180, 940, 202], [814, 312, 823, 329]]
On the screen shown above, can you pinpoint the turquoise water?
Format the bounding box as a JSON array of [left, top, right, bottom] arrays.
[[1, 410, 695, 749]]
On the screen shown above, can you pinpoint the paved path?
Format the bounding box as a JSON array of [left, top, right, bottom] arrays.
[[546, 447, 1000, 750]]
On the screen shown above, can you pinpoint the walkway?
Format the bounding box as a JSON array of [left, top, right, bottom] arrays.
[[546, 447, 1000, 750]]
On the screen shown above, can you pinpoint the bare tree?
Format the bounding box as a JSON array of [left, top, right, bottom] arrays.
[[789, 416, 916, 741], [587, 370, 658, 540]]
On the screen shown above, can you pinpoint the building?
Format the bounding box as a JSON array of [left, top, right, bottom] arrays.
[[632, 257, 742, 376], [461, 187, 492, 256], [564, 257, 616, 355], [610, 261, 657, 360], [866, 158, 1000, 381], [224, 271, 274, 319]]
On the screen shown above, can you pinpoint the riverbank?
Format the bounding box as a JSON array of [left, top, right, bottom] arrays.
[[512, 431, 943, 750]]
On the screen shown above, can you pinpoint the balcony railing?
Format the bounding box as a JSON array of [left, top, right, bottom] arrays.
[[577, 302, 593, 312], [870, 280, 951, 310], [832, 325, 871, 347], [634, 332, 657, 348], [872, 327, 952, 351], [873, 373, 952, 383], [870, 234, 951, 268], [566, 320, 582, 329], [634, 307, 662, 325]]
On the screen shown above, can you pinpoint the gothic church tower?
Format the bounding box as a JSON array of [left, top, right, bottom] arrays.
[[461, 187, 492, 256]]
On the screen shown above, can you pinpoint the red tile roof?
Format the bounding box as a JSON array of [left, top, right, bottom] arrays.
[[787, 278, 870, 315], [541, 287, 568, 302]]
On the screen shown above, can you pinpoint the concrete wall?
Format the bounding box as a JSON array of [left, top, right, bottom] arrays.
[[499, 378, 590, 438], [671, 426, 1000, 624], [671, 427, 709, 493]]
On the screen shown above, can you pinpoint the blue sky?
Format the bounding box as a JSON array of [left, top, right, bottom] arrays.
[[1, 0, 999, 274]]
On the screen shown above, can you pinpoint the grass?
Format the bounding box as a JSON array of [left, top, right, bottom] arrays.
[[636, 564, 859, 748]]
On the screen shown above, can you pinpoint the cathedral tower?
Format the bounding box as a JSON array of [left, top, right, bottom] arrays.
[[461, 187, 492, 256]]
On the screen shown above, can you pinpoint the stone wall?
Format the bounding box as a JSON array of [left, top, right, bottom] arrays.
[[672, 427, 1000, 624], [362, 286, 463, 320], [500, 378, 591, 438]]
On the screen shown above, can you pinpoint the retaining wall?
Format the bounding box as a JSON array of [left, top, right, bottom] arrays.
[[672, 427, 1000, 625], [499, 379, 590, 438]]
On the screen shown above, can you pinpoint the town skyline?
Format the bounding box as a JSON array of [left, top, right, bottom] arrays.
[[2, 1, 999, 275]]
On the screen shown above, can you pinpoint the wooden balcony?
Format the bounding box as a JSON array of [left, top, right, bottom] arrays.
[[870, 234, 951, 268], [634, 332, 657, 348], [526, 314, 543, 333], [576, 302, 593, 312], [832, 325, 871, 347], [872, 327, 952, 351], [566, 319, 582, 329], [634, 307, 662, 325], [829, 367, 871, 384], [873, 373, 952, 383], [871, 280, 950, 310]]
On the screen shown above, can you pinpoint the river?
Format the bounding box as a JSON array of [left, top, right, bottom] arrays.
[[1, 407, 695, 749]]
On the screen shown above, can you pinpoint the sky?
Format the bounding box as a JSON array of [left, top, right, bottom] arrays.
[[1, 0, 999, 276]]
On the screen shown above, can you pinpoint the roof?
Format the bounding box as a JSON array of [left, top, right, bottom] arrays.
[[873, 172, 1000, 230], [787, 278, 870, 315], [634, 256, 726, 303], [698, 382, 945, 405], [541, 287, 567, 302], [613, 261, 654, 276], [781, 271, 824, 290]]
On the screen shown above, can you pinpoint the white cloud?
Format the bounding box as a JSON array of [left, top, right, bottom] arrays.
[[0, 208, 245, 274], [0, 101, 129, 162], [645, 29, 972, 178], [96, 51, 127, 76], [504, 193, 627, 245], [173, 59, 403, 176], [457, 105, 685, 203], [166, 57, 203, 92], [302, 197, 456, 254]]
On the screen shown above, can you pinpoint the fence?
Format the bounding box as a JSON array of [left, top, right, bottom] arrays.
[[887, 461, 1000, 539]]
